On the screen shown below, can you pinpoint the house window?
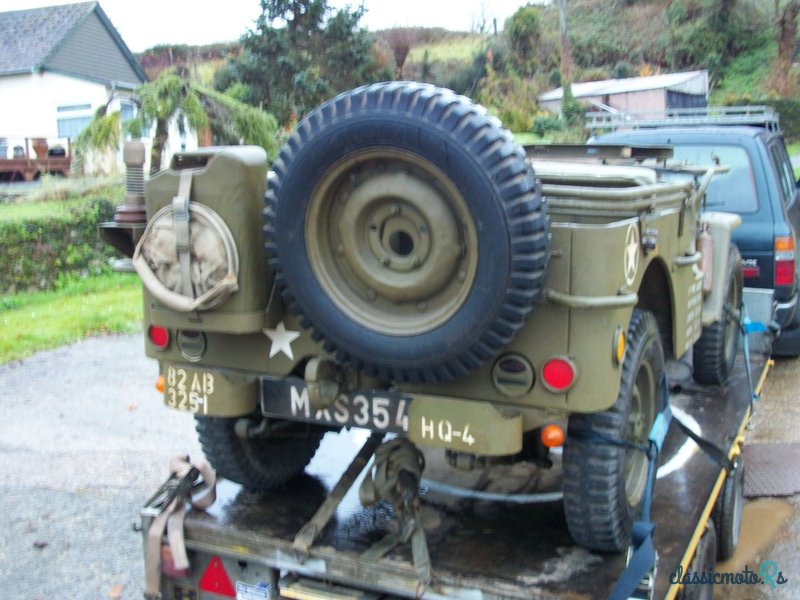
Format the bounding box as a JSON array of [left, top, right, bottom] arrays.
[[119, 100, 136, 124], [57, 103, 94, 139]]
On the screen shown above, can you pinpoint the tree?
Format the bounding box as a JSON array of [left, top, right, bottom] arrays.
[[770, 0, 800, 95], [506, 4, 542, 76], [214, 0, 392, 125], [132, 73, 208, 174], [77, 72, 280, 175], [196, 87, 280, 159], [556, 0, 573, 86], [72, 106, 121, 175], [385, 28, 414, 80], [663, 0, 765, 78]]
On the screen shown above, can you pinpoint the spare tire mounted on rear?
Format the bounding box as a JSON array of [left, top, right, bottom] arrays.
[[265, 82, 550, 383]]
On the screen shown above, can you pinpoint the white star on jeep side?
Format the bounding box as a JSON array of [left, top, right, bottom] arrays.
[[264, 321, 300, 360], [624, 224, 640, 286]]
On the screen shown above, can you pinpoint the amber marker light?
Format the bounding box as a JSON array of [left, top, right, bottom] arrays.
[[156, 375, 165, 393], [613, 328, 626, 365], [541, 424, 565, 448]]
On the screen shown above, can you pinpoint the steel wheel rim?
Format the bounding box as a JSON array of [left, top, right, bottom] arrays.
[[624, 357, 656, 506], [305, 149, 479, 335], [723, 275, 742, 364]]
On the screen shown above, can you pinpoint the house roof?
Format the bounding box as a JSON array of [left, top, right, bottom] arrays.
[[538, 70, 709, 102], [0, 2, 146, 85]]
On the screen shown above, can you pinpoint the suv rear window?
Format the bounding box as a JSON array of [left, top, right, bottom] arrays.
[[670, 145, 758, 213]]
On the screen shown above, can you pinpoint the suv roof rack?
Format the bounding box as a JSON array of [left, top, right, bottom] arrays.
[[525, 143, 673, 162], [586, 105, 781, 133]]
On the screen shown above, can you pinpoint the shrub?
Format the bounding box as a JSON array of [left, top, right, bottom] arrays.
[[561, 86, 585, 128], [0, 199, 118, 293], [532, 115, 564, 137]]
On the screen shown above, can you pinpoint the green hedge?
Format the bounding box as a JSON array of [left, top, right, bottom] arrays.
[[0, 199, 118, 293]]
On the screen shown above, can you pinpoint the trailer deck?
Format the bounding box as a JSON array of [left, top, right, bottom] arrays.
[[142, 350, 768, 600]]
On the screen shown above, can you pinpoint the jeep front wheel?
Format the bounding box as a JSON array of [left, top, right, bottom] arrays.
[[563, 309, 665, 552], [693, 245, 743, 385]]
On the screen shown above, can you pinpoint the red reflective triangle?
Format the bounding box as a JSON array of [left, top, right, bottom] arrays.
[[198, 555, 236, 597]]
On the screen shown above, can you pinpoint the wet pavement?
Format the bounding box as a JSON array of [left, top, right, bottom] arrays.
[[716, 356, 800, 599]]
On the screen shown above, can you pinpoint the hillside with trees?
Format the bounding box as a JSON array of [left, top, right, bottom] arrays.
[[134, 0, 800, 141]]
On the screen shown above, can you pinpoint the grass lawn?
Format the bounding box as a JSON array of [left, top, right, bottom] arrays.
[[0, 272, 142, 364], [0, 197, 93, 223], [513, 132, 542, 145], [0, 176, 136, 364], [407, 34, 485, 64]]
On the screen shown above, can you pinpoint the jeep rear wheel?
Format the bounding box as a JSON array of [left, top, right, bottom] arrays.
[[195, 416, 325, 490], [693, 245, 743, 385], [563, 309, 665, 552], [265, 82, 549, 383]]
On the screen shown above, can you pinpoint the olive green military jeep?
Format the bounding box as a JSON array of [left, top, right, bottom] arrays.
[[123, 82, 742, 553]]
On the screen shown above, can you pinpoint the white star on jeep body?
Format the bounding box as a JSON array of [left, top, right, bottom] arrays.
[[624, 224, 640, 286], [264, 321, 300, 360]]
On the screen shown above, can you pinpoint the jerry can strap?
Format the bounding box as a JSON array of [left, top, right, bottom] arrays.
[[133, 169, 240, 313]]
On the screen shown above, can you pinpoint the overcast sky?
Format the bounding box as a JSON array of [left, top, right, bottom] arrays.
[[3, 0, 526, 52]]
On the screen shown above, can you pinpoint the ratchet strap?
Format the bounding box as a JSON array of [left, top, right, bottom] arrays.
[[144, 455, 216, 600], [359, 438, 431, 593], [607, 388, 671, 600], [293, 433, 384, 557], [172, 170, 194, 299]]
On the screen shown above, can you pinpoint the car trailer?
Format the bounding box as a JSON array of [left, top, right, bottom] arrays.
[[140, 302, 771, 600]]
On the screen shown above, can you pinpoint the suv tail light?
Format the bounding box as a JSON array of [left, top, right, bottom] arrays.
[[775, 236, 796, 287]]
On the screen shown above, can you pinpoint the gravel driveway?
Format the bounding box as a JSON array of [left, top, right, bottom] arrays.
[[0, 333, 201, 599]]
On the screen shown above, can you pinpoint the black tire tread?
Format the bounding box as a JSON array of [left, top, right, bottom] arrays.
[[264, 82, 549, 383], [712, 459, 744, 561], [563, 309, 665, 552], [195, 416, 324, 490], [693, 245, 743, 385]]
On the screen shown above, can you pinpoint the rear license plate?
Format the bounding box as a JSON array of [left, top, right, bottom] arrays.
[[163, 364, 216, 415], [261, 376, 410, 433]]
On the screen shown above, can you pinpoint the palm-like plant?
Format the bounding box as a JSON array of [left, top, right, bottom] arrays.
[[132, 73, 208, 174], [75, 71, 280, 176]]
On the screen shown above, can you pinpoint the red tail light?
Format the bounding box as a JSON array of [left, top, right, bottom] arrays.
[[541, 357, 577, 392], [148, 325, 170, 350], [775, 236, 796, 287]]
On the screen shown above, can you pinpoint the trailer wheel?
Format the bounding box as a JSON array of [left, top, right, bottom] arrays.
[[712, 457, 744, 561], [693, 245, 743, 385], [679, 522, 717, 600], [265, 82, 549, 383], [563, 309, 665, 552], [195, 416, 325, 490]]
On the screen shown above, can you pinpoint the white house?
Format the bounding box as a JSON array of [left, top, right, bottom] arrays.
[[0, 1, 196, 179]]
